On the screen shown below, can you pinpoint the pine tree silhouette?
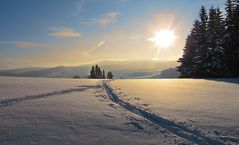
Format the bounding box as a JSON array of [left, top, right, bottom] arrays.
[[177, 21, 199, 78], [107, 71, 113, 79], [90, 66, 96, 78], [102, 70, 106, 79], [178, 1, 239, 78], [89, 65, 112, 79]]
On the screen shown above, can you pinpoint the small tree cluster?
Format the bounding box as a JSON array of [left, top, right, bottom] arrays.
[[178, 0, 239, 78], [89, 65, 113, 79], [107, 71, 113, 79]]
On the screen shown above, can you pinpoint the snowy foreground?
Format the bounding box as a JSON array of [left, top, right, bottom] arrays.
[[0, 77, 238, 145]]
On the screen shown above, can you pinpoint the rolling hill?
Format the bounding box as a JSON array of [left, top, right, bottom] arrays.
[[0, 60, 179, 78]]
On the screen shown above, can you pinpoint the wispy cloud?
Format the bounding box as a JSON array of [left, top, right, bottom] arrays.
[[0, 41, 44, 48], [79, 11, 120, 26], [50, 27, 82, 38], [17, 41, 45, 48], [89, 40, 105, 53], [99, 12, 120, 26]]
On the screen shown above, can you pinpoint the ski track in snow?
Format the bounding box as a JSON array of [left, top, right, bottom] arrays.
[[102, 80, 226, 145], [0, 79, 234, 145], [0, 85, 99, 107]]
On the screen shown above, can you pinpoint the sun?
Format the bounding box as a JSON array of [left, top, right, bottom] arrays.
[[148, 29, 176, 48]]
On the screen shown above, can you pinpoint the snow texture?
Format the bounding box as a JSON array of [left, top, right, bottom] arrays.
[[0, 76, 238, 145]]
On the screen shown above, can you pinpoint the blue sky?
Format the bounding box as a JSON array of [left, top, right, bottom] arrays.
[[0, 0, 225, 69]]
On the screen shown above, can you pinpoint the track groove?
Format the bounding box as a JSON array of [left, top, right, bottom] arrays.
[[102, 81, 225, 145], [0, 86, 98, 107]]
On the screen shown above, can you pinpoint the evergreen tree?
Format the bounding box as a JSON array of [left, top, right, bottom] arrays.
[[224, 0, 239, 76], [178, 1, 239, 78], [107, 71, 113, 79], [102, 70, 106, 79], [232, 1, 239, 76], [224, 0, 234, 76], [192, 6, 209, 77], [98, 66, 103, 78], [234, 0, 239, 5], [206, 7, 226, 77], [234, 2, 239, 46], [95, 65, 99, 78], [95, 65, 103, 78], [235, 1, 239, 16], [178, 20, 200, 78], [89, 65, 111, 79], [90, 66, 96, 78]]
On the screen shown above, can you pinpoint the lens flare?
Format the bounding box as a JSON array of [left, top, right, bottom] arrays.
[[148, 29, 176, 48]]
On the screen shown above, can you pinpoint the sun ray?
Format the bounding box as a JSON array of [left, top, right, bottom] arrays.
[[148, 29, 176, 48]]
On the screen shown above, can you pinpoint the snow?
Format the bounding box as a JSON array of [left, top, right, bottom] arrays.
[[0, 76, 184, 145], [0, 76, 238, 145], [0, 76, 97, 100], [109, 79, 239, 145]]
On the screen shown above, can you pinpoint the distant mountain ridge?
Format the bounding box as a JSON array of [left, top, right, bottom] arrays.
[[0, 60, 179, 78]]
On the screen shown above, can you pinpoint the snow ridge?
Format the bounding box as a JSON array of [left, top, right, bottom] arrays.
[[0, 85, 98, 107], [102, 81, 226, 145]]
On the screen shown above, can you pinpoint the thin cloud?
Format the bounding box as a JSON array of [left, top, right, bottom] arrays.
[[17, 41, 44, 48], [0, 41, 44, 48], [99, 12, 120, 26], [89, 40, 105, 53], [50, 27, 82, 38], [79, 11, 120, 27], [97, 40, 105, 47]]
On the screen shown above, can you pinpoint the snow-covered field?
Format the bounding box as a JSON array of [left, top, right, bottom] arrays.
[[0, 76, 238, 145]]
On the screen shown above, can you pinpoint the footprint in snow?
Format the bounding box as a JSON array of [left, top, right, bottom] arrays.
[[126, 121, 144, 130]]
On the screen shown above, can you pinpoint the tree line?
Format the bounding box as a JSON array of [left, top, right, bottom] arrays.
[[178, 0, 239, 78], [89, 65, 113, 79]]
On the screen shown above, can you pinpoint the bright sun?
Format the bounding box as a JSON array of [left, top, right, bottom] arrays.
[[148, 29, 176, 48]]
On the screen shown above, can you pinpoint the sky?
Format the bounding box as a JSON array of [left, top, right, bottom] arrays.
[[0, 0, 225, 69]]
